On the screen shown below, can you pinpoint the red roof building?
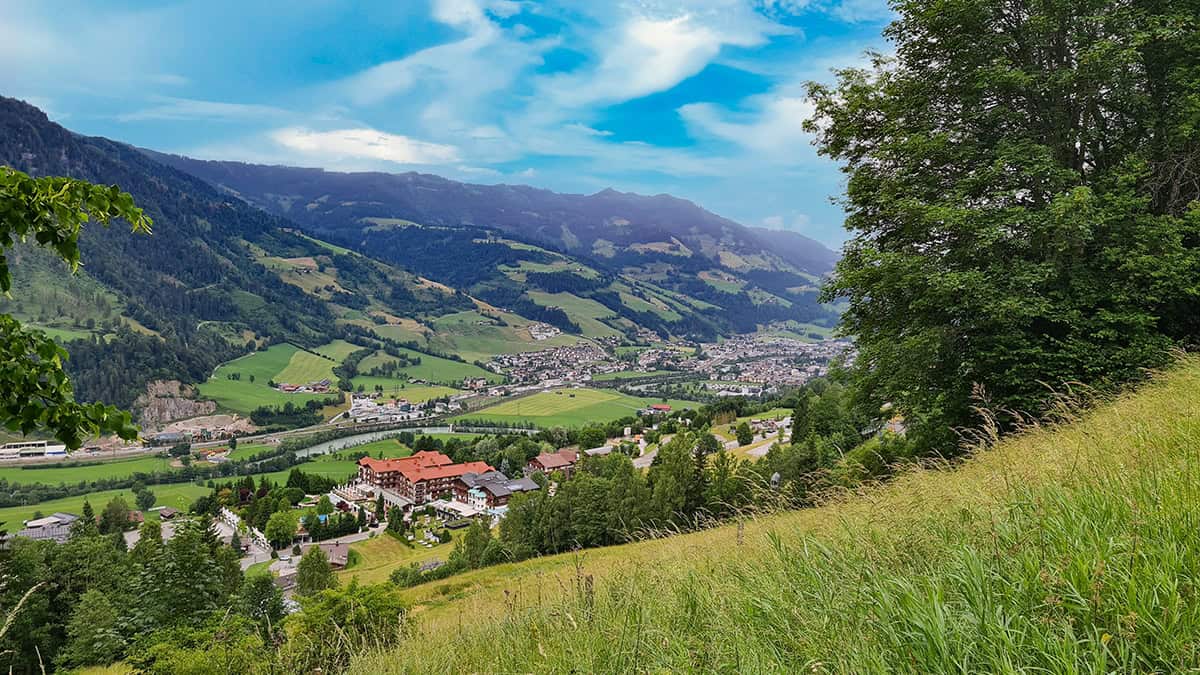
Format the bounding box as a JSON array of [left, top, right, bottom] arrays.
[[650, 403, 672, 412], [357, 451, 493, 504], [526, 449, 580, 479]]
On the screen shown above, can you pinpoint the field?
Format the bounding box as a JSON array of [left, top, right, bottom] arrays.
[[197, 344, 335, 413], [349, 382, 462, 403], [274, 348, 337, 385], [338, 531, 456, 586], [312, 339, 361, 361], [458, 388, 697, 428], [0, 455, 173, 486], [354, 346, 494, 386], [526, 291, 623, 338], [355, 356, 1200, 673], [0, 482, 211, 526], [591, 369, 676, 381]]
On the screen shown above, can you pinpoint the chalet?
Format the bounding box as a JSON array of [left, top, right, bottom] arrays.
[[525, 449, 579, 479], [454, 471, 540, 510], [357, 451, 493, 505]]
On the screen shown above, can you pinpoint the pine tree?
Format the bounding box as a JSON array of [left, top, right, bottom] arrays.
[[296, 546, 337, 597]]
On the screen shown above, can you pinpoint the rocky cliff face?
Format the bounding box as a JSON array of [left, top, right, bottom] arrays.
[[133, 380, 217, 429]]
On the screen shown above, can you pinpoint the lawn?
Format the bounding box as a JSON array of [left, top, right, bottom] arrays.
[[274, 348, 337, 385], [225, 443, 276, 461], [0, 455, 173, 486], [349, 438, 415, 459], [0, 482, 210, 526], [457, 388, 698, 428], [197, 344, 337, 414], [591, 369, 676, 381], [350, 381, 462, 403], [339, 530, 457, 586], [312, 339, 361, 361], [747, 407, 792, 421]]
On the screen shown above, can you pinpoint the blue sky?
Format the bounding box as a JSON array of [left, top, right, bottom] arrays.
[[0, 0, 891, 247]]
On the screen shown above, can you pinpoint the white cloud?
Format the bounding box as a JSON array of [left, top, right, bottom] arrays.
[[270, 127, 460, 165], [335, 0, 544, 108], [539, 11, 779, 108], [564, 123, 613, 137], [679, 95, 817, 158], [118, 97, 289, 122]]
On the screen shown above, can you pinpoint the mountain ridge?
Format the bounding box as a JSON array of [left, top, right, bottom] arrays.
[[144, 150, 839, 276]]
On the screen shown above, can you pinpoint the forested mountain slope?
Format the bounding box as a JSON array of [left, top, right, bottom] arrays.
[[150, 153, 841, 337], [0, 97, 468, 410]]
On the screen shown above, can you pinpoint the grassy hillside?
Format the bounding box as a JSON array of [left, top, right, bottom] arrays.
[[355, 357, 1200, 673], [455, 388, 698, 428]]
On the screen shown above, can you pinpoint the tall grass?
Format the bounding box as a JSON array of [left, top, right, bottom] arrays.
[[354, 357, 1200, 673]]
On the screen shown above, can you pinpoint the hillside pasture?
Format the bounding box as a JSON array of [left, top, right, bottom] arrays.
[[527, 291, 623, 338], [457, 388, 697, 428], [274, 348, 337, 385], [357, 357, 1200, 674], [354, 346, 495, 386], [198, 344, 340, 414]]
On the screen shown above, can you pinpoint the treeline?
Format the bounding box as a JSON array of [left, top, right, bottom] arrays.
[[525, 270, 610, 294], [473, 284, 581, 334], [248, 395, 342, 428], [0, 507, 402, 673], [807, 0, 1200, 453]]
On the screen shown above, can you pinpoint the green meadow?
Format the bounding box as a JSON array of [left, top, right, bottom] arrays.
[[0, 455, 174, 486], [457, 388, 697, 428]]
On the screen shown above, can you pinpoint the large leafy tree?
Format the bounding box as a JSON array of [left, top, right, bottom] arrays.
[[0, 168, 150, 447], [809, 0, 1200, 450]]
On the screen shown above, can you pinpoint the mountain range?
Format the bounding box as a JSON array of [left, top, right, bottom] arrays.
[[0, 95, 839, 414]]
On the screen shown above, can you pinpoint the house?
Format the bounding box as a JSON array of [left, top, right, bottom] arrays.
[[317, 541, 350, 569], [158, 507, 180, 520], [650, 403, 672, 412], [13, 512, 80, 544], [525, 449, 579, 479], [454, 471, 540, 510], [357, 451, 493, 505]]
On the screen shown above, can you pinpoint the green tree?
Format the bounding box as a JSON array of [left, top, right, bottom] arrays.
[[131, 519, 163, 564], [808, 0, 1200, 452], [135, 487, 156, 512], [316, 495, 334, 515], [0, 168, 150, 447], [72, 499, 99, 538], [280, 581, 405, 674], [239, 571, 286, 637], [295, 545, 337, 597], [97, 497, 131, 534], [56, 589, 124, 668], [450, 520, 493, 570], [264, 510, 297, 549], [649, 434, 693, 525], [734, 422, 753, 446]]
